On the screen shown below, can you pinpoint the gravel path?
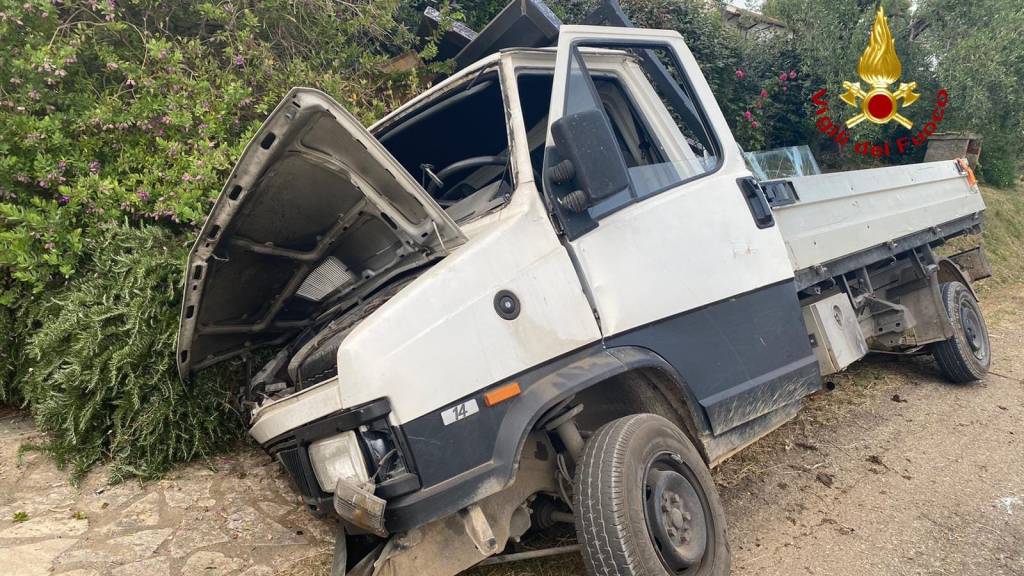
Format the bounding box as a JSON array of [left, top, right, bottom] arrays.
[[0, 420, 334, 576], [2, 287, 1021, 576]]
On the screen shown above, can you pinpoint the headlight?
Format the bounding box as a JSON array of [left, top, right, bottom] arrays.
[[308, 431, 368, 492]]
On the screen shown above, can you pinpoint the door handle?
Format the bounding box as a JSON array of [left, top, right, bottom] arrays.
[[737, 176, 775, 229]]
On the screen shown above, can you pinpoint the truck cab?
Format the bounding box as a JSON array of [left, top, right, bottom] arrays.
[[177, 18, 988, 576]]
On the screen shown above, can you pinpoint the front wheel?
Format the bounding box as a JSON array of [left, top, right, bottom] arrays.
[[931, 281, 991, 383], [573, 414, 730, 576]]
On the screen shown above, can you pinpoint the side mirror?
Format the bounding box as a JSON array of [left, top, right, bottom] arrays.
[[549, 108, 630, 210]]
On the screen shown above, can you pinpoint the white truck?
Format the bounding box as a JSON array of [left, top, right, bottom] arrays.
[[176, 4, 990, 575]]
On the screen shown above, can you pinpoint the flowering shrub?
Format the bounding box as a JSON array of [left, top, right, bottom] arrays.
[[0, 0, 444, 479], [0, 0, 439, 302], [730, 62, 812, 152]]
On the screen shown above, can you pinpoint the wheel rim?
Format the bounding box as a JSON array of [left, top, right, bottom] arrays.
[[643, 454, 710, 573], [958, 298, 988, 362]]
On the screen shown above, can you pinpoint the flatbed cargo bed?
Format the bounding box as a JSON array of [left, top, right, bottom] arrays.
[[773, 160, 984, 289]]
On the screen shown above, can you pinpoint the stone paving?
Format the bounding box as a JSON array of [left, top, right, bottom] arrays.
[[0, 410, 335, 576]]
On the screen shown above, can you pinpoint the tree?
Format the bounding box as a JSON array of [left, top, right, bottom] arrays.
[[912, 0, 1024, 186]]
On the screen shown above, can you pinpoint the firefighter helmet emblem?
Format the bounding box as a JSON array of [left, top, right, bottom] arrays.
[[841, 7, 920, 128]]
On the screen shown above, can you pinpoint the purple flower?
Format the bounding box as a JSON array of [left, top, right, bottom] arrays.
[[136, 189, 150, 201], [735, 68, 746, 80], [124, 78, 135, 88], [234, 55, 245, 66], [89, 160, 100, 174], [58, 195, 69, 205], [57, 159, 67, 170]]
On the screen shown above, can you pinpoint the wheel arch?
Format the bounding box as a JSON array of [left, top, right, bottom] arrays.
[[567, 347, 714, 463], [937, 257, 977, 300], [386, 345, 715, 532]]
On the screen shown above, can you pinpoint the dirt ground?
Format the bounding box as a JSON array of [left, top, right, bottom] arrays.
[[2, 286, 1022, 576]]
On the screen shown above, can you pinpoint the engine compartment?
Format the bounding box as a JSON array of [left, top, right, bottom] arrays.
[[242, 272, 423, 413]]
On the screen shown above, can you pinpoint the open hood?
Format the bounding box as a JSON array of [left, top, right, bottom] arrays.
[[177, 88, 464, 379]]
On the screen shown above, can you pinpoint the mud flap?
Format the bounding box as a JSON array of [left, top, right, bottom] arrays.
[[331, 525, 347, 576]]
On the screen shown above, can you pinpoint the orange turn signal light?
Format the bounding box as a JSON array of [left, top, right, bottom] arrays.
[[484, 382, 521, 407], [957, 158, 977, 187]]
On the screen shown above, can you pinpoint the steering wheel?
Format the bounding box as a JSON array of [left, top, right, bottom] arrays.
[[425, 155, 509, 199]]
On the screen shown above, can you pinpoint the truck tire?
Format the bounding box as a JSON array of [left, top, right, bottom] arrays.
[[931, 281, 990, 383], [573, 414, 730, 576]]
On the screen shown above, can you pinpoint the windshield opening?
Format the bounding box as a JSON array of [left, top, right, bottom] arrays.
[[376, 72, 514, 223]]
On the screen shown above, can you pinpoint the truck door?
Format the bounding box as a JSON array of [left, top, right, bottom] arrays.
[[542, 26, 820, 436]]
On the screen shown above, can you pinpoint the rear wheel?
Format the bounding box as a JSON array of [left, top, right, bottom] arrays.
[[573, 414, 730, 576], [931, 281, 991, 383]]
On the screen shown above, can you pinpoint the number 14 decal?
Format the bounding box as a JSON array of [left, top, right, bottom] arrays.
[[441, 399, 479, 426]]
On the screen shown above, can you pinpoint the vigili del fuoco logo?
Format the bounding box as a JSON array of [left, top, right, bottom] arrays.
[[810, 7, 949, 158]]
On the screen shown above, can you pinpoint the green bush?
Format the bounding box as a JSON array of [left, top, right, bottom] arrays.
[[0, 0, 435, 302], [19, 225, 243, 482], [0, 0, 438, 480]]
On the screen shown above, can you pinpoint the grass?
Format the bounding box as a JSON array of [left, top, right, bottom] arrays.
[[944, 184, 1024, 289]]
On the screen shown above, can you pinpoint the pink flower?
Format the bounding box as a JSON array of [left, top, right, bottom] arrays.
[[751, 120, 760, 128], [735, 69, 746, 80], [789, 70, 797, 79], [44, 242, 55, 250], [88, 160, 100, 174], [234, 55, 245, 66], [106, 62, 118, 70], [760, 88, 768, 98], [136, 189, 149, 201], [779, 72, 787, 82], [124, 78, 135, 88], [743, 110, 753, 121]]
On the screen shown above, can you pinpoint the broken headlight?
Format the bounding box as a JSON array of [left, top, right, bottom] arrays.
[[308, 431, 369, 492]]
